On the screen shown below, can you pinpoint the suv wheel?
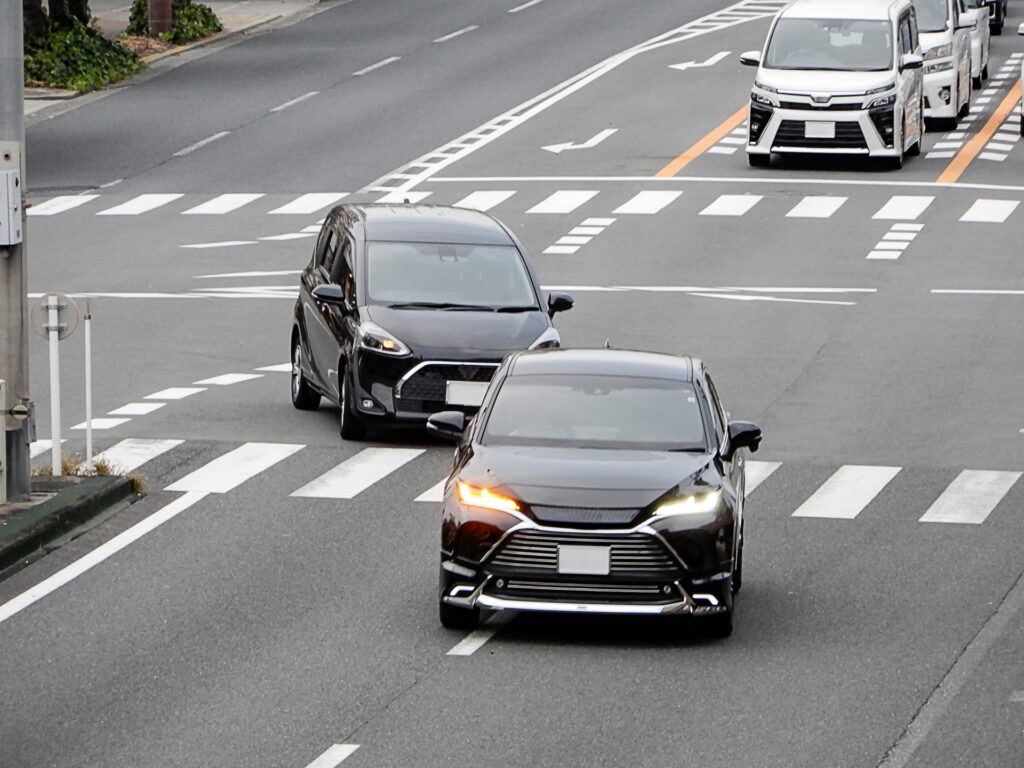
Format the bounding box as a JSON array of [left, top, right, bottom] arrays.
[[705, 575, 735, 639], [291, 339, 321, 411]]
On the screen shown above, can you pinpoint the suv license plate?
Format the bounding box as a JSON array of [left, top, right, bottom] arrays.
[[806, 121, 836, 139], [557, 545, 611, 576], [446, 381, 488, 407]]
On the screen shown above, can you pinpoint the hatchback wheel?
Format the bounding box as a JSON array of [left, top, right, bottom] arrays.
[[338, 365, 367, 440], [290, 340, 321, 411]]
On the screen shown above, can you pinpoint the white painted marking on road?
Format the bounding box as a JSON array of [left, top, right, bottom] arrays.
[[508, 0, 544, 11], [92, 438, 183, 473], [689, 292, 855, 306], [453, 190, 516, 211], [447, 612, 515, 656], [145, 387, 206, 400], [27, 195, 99, 216], [707, 146, 738, 155], [933, 141, 964, 150], [745, 460, 781, 494], [193, 373, 263, 386], [292, 448, 424, 499], [557, 236, 591, 245], [919, 470, 1020, 524], [29, 439, 64, 458], [719, 137, 746, 145], [613, 190, 682, 215], [180, 241, 258, 249], [960, 199, 1020, 223], [873, 195, 934, 220], [871, 241, 909, 251], [71, 417, 130, 431], [544, 245, 580, 255], [979, 152, 1007, 162], [0, 491, 207, 626], [883, 232, 917, 241], [375, 191, 432, 204], [196, 270, 302, 279], [528, 190, 599, 213], [668, 50, 731, 71], [932, 289, 1024, 295], [792, 465, 901, 519], [172, 131, 230, 157], [542, 128, 618, 154], [434, 25, 478, 43], [99, 178, 123, 188], [259, 233, 316, 241], [353, 56, 400, 76], [569, 226, 604, 235], [699, 194, 762, 216], [891, 223, 924, 231], [581, 217, 616, 226], [167, 442, 303, 494], [416, 480, 446, 502], [269, 193, 347, 215], [256, 363, 292, 372], [97, 194, 184, 216], [786, 196, 847, 218], [987, 142, 1015, 152], [866, 250, 901, 260], [305, 744, 360, 768], [994, 133, 1019, 143], [107, 402, 165, 416], [269, 90, 319, 113], [182, 193, 264, 215]]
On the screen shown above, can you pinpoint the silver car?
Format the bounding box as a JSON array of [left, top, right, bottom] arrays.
[[963, 0, 991, 87]]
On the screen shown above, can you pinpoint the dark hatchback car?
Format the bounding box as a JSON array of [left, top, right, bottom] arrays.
[[290, 204, 573, 439], [428, 349, 762, 637]]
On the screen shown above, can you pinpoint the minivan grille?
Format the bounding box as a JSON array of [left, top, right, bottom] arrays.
[[774, 120, 868, 149], [396, 363, 497, 403]]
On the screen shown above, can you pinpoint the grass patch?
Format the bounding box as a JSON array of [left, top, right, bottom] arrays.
[[31, 454, 148, 494]]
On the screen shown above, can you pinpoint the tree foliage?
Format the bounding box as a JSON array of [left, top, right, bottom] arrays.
[[127, 0, 222, 43]]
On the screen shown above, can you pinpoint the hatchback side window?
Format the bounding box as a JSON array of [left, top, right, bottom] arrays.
[[332, 236, 356, 304]]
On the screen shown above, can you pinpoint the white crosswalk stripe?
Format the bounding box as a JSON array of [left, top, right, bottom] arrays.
[[182, 194, 265, 215], [166, 442, 303, 494], [613, 190, 683, 215], [873, 195, 934, 220], [918, 470, 1021, 524], [97, 194, 184, 216], [787, 196, 847, 218], [528, 190, 599, 214], [453, 190, 516, 211], [745, 460, 781, 493], [415, 480, 446, 503], [91, 438, 183, 473], [27, 195, 98, 216], [269, 193, 348, 214], [291, 448, 424, 499], [792, 465, 901, 519], [959, 199, 1020, 223], [700, 194, 762, 216]]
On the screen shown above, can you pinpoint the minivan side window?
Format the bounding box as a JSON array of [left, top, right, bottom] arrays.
[[320, 229, 337, 277], [332, 236, 356, 303], [908, 8, 919, 49], [898, 15, 912, 56]]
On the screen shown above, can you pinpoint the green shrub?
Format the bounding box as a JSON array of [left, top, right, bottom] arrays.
[[24, 23, 142, 92], [127, 0, 223, 43]]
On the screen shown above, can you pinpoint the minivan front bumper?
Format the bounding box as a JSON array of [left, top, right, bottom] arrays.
[[923, 66, 957, 119], [746, 102, 900, 157]]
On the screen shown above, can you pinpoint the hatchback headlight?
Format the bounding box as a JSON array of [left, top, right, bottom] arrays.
[[653, 489, 722, 516], [529, 327, 561, 350], [924, 43, 952, 60], [358, 322, 410, 356]]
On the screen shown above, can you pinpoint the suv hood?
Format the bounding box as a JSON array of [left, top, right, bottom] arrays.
[[756, 68, 894, 96]]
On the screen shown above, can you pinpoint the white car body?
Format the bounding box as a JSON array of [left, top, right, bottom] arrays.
[[741, 0, 924, 166], [962, 0, 991, 85], [918, 0, 973, 124], [1019, 23, 1024, 137]]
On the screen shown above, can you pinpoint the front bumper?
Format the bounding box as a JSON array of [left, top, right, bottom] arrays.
[[923, 67, 957, 118], [746, 102, 899, 157]]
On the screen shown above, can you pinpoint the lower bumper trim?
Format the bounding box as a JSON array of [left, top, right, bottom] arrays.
[[474, 594, 725, 615]]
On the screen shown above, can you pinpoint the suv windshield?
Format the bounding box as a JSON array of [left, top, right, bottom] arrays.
[[483, 374, 707, 451], [914, 0, 950, 32], [765, 18, 894, 71], [366, 241, 538, 310]]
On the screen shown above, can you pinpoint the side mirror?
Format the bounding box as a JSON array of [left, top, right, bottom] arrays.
[[547, 292, 574, 317], [723, 420, 762, 461], [426, 411, 466, 441], [739, 50, 762, 67], [311, 284, 354, 313], [1018, 22, 1024, 36], [954, 15, 975, 30], [900, 53, 924, 71]]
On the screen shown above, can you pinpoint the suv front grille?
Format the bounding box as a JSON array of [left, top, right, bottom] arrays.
[[487, 530, 680, 577], [530, 506, 642, 526], [774, 120, 868, 149], [396, 363, 497, 403]]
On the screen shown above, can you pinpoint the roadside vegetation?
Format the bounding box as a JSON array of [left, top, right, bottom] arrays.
[[32, 455, 148, 494], [127, 0, 223, 44]]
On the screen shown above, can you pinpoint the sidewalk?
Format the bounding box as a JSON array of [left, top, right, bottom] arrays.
[[25, 0, 321, 117]]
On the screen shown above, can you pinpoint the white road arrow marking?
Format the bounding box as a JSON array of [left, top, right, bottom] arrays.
[[669, 50, 730, 71], [542, 128, 617, 154]]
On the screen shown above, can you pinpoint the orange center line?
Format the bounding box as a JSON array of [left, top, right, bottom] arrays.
[[656, 104, 748, 177], [937, 80, 1022, 185]]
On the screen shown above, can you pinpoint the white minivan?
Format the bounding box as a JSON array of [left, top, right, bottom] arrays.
[[915, 0, 974, 128], [741, 0, 925, 169]]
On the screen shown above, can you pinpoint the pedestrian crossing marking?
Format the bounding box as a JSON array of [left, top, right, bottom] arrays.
[[415, 480, 446, 503], [791, 465, 901, 519], [167, 442, 303, 494], [918, 470, 1021, 524], [700, 194, 762, 216], [71, 417, 130, 431], [27, 194, 99, 216], [613, 190, 683, 215], [193, 373, 263, 386], [873, 196, 934, 220], [745, 460, 781, 493], [528, 190, 599, 214], [183, 194, 265, 215], [291, 448, 425, 499], [97, 194, 184, 216], [108, 402, 165, 416], [145, 387, 206, 400], [960, 199, 1020, 223], [786, 196, 847, 218], [92, 438, 183, 473], [268, 193, 347, 215], [453, 190, 516, 211]]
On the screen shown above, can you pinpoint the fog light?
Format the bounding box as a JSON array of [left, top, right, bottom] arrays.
[[496, 578, 506, 589], [361, 399, 374, 408], [662, 585, 672, 595], [939, 87, 951, 104]]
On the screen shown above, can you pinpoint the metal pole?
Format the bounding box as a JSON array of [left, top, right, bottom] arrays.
[[84, 303, 92, 471], [0, 0, 32, 501], [48, 296, 61, 477]]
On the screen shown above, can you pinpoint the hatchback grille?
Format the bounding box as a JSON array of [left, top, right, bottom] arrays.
[[396, 363, 497, 403], [530, 506, 642, 526], [487, 530, 680, 576], [774, 120, 868, 149]]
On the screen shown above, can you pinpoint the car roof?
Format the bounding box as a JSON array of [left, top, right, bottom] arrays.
[[509, 348, 696, 381], [780, 0, 902, 21], [344, 204, 515, 246]]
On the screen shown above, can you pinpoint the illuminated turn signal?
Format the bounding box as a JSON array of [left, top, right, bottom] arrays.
[[457, 482, 520, 514]]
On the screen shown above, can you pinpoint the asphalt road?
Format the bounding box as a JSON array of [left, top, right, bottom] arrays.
[[4, 0, 1024, 766]]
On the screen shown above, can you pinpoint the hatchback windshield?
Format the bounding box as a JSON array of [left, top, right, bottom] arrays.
[[765, 18, 894, 71], [483, 374, 707, 451], [914, 0, 950, 32], [366, 242, 538, 310]]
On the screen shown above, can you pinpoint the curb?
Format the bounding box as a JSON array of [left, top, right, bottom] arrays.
[[139, 13, 284, 65], [0, 476, 136, 573]]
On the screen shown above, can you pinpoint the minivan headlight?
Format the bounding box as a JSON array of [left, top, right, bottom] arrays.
[[358, 322, 410, 356], [867, 93, 898, 109], [923, 43, 952, 60], [865, 82, 896, 96], [751, 90, 774, 105], [753, 80, 778, 93]]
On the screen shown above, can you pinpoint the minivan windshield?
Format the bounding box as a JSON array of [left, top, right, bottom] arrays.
[[764, 18, 894, 71], [914, 0, 950, 32]]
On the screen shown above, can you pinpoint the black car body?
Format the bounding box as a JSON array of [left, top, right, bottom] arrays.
[[290, 204, 573, 438], [429, 349, 762, 637]]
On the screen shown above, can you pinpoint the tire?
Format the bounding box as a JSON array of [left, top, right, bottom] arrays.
[[993, 21, 1003, 36], [438, 567, 480, 630], [973, 74, 982, 90], [290, 338, 321, 411], [907, 105, 922, 157], [982, 63, 989, 81], [747, 153, 770, 168], [1020, 114, 1024, 138], [338, 364, 366, 440], [958, 77, 971, 120], [705, 575, 735, 639]]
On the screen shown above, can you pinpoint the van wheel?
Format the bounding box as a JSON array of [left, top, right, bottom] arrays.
[[747, 153, 770, 168], [958, 78, 971, 119], [291, 339, 321, 411], [982, 63, 989, 81], [338, 365, 366, 440]]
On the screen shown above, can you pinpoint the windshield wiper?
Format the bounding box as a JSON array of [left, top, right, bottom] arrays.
[[387, 301, 496, 311], [494, 305, 540, 313], [667, 447, 707, 453]]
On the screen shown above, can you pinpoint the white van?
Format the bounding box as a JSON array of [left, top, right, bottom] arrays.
[[915, 0, 974, 128], [741, 0, 925, 169]]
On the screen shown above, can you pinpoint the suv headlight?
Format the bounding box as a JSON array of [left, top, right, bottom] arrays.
[[529, 327, 561, 350], [867, 93, 898, 108], [923, 43, 952, 60], [653, 489, 722, 516], [358, 322, 410, 356]]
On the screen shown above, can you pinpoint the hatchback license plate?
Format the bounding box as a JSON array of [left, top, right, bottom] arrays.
[[446, 380, 488, 407], [805, 121, 835, 139], [557, 545, 611, 576]]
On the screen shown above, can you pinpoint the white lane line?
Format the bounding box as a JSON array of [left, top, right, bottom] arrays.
[[434, 25, 478, 43], [92, 438, 183, 473], [528, 190, 599, 214], [453, 190, 516, 211], [543, 245, 580, 255], [872, 195, 935, 220], [27, 195, 99, 216], [292, 448, 424, 499], [415, 480, 446, 503], [932, 289, 1024, 295], [376, 191, 432, 204], [745, 460, 781, 494], [71, 417, 130, 431], [182, 193, 265, 215], [269, 193, 347, 215], [193, 373, 263, 386], [97, 194, 184, 216], [108, 402, 165, 416], [354, 56, 400, 76], [305, 744, 360, 768], [145, 387, 206, 400], [699, 194, 762, 216], [786, 196, 847, 218], [0, 491, 208, 625], [960, 199, 1020, 223], [792, 465, 901, 519], [167, 442, 304, 494], [447, 612, 515, 656], [269, 90, 319, 113], [173, 131, 230, 157], [689, 292, 854, 306], [256, 363, 292, 372], [180, 241, 258, 249], [29, 439, 65, 458], [509, 0, 544, 11], [613, 190, 682, 215], [919, 470, 1021, 524]]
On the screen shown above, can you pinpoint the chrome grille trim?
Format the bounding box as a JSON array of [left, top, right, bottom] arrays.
[[487, 530, 681, 576]]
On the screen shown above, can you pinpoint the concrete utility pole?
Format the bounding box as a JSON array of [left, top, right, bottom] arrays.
[[0, 1, 32, 501]]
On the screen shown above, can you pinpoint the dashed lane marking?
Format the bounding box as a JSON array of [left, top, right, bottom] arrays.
[[353, 56, 400, 76], [305, 745, 360, 768], [447, 612, 516, 656], [172, 132, 230, 158]]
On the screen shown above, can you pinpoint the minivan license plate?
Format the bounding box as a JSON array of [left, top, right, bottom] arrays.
[[805, 121, 835, 139], [557, 545, 611, 576], [446, 381, 488, 407]]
